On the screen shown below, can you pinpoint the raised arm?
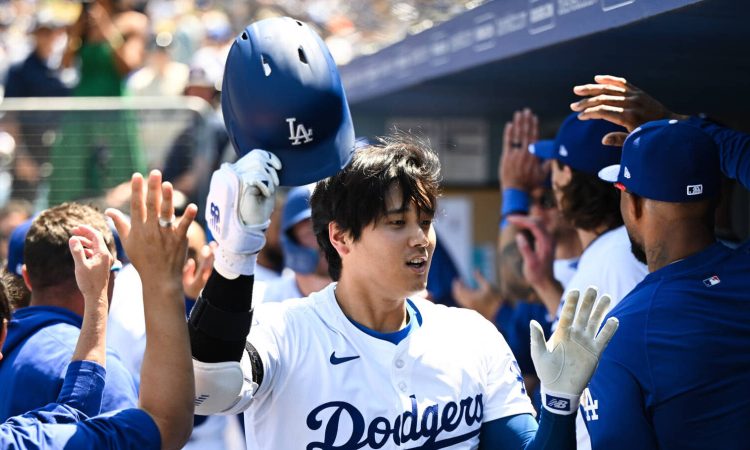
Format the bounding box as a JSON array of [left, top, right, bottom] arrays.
[[107, 171, 198, 450], [187, 150, 281, 415], [570, 75, 750, 188], [47, 224, 117, 417], [497, 109, 562, 312], [68, 225, 115, 367], [478, 287, 618, 450]]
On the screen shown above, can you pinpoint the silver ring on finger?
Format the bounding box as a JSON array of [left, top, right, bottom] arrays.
[[158, 215, 175, 228]]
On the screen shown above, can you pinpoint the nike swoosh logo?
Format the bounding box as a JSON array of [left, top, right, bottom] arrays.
[[330, 351, 360, 365]]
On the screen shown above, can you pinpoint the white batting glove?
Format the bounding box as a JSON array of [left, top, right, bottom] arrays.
[[530, 286, 619, 415], [205, 150, 282, 278]]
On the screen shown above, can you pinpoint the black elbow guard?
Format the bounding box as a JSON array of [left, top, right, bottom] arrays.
[[188, 271, 254, 363]]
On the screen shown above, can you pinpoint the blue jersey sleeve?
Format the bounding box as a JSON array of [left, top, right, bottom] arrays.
[[686, 116, 750, 189], [57, 361, 107, 417], [479, 410, 575, 450], [0, 408, 161, 450]]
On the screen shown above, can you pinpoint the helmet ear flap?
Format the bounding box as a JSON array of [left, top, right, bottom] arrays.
[[221, 17, 355, 187]]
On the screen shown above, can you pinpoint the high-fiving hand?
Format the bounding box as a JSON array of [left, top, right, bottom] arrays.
[[531, 287, 619, 415]]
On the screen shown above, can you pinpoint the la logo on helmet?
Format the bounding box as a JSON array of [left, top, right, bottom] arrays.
[[287, 118, 314, 145]]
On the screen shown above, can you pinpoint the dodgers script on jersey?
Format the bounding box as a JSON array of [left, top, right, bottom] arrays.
[[237, 284, 534, 449]]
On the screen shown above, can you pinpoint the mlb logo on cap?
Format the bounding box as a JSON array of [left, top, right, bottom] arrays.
[[598, 120, 721, 202]]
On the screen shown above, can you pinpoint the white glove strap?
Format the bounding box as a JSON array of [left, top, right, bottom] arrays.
[[214, 251, 257, 280], [540, 386, 580, 415]]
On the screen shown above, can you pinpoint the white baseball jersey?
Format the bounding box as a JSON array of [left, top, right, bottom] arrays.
[[238, 283, 535, 449], [257, 274, 303, 304]]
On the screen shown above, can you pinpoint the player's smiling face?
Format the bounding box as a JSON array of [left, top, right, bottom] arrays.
[[343, 185, 436, 299]]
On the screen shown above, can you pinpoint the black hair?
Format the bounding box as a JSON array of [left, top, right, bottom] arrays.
[[557, 161, 623, 232], [310, 132, 441, 280]]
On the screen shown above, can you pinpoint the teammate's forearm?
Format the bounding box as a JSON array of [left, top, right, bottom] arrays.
[[478, 410, 575, 450], [139, 282, 194, 450], [188, 270, 255, 363], [71, 291, 109, 366]]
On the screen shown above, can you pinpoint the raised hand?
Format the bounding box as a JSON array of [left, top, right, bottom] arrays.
[[500, 108, 547, 191], [69, 224, 115, 302], [570, 75, 688, 146], [106, 170, 197, 288], [530, 287, 619, 415]]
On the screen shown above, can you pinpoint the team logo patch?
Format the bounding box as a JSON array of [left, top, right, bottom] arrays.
[[581, 388, 599, 421], [687, 184, 703, 196], [545, 394, 571, 412], [559, 145, 568, 157], [286, 117, 314, 145], [623, 167, 631, 179], [703, 275, 720, 287]]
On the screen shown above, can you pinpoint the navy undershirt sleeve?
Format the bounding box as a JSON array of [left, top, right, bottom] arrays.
[[479, 410, 575, 450]]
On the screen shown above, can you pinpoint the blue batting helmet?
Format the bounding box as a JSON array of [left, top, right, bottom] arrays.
[[221, 17, 355, 186], [280, 185, 319, 274]]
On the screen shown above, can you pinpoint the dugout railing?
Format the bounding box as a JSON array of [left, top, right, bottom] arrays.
[[0, 96, 229, 218]]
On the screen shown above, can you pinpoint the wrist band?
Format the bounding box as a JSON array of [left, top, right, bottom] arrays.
[[540, 386, 580, 415]]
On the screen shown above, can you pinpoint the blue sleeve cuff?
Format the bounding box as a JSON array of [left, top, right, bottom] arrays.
[[500, 188, 531, 229], [57, 360, 107, 417]]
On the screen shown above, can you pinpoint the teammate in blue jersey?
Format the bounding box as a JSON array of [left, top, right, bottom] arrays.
[[577, 119, 750, 449], [1, 171, 197, 450]]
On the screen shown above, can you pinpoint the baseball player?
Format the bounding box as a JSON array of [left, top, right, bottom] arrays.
[[577, 119, 750, 449], [188, 133, 620, 449]]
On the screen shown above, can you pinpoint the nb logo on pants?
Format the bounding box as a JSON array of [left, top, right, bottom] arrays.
[[287, 117, 314, 145]]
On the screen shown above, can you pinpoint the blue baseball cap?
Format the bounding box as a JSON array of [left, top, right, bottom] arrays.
[[528, 140, 555, 159], [598, 119, 721, 202], [6, 218, 33, 277], [6, 217, 126, 277], [529, 113, 626, 174]]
